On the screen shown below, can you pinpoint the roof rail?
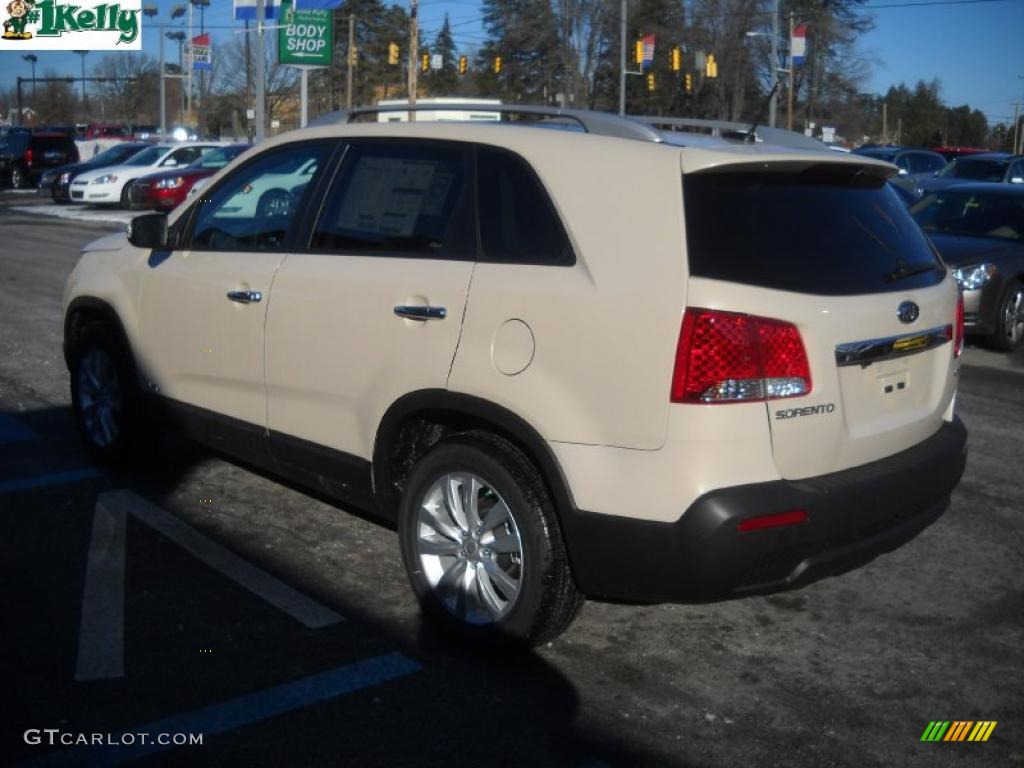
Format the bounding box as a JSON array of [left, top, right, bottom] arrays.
[[632, 115, 827, 151], [308, 102, 664, 143]]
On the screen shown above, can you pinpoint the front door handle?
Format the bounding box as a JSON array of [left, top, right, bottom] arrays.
[[394, 305, 447, 321], [227, 290, 262, 304]]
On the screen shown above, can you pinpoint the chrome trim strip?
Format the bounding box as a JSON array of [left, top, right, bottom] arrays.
[[835, 325, 951, 368]]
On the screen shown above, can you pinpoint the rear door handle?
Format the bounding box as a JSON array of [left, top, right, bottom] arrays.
[[227, 290, 262, 304], [394, 305, 447, 321]]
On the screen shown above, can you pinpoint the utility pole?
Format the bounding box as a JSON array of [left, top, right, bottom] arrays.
[[408, 0, 418, 120], [882, 101, 888, 144], [1013, 102, 1020, 156], [619, 0, 626, 115], [786, 13, 794, 131], [245, 19, 253, 142], [897, 117, 902, 145], [159, 33, 167, 137], [769, 0, 778, 127], [346, 14, 355, 109], [255, 0, 266, 142]]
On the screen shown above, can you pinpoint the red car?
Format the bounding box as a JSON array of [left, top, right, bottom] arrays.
[[128, 144, 251, 211]]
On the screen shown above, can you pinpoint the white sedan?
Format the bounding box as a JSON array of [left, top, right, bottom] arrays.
[[70, 143, 222, 207]]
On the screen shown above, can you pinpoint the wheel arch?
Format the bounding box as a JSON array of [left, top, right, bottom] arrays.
[[372, 390, 577, 524], [64, 296, 134, 370]]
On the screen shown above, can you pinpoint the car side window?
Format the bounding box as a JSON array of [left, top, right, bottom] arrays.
[[477, 146, 574, 265], [189, 142, 330, 252], [895, 155, 912, 172], [1009, 161, 1024, 183], [310, 140, 474, 258]]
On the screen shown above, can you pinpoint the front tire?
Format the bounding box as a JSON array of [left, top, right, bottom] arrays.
[[10, 166, 26, 189], [989, 279, 1024, 351], [69, 325, 157, 464], [119, 182, 133, 209], [398, 433, 582, 645]]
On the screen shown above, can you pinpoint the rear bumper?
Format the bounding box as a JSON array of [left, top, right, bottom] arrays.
[[561, 417, 968, 603]]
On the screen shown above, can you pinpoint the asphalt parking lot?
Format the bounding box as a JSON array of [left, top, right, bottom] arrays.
[[2, 198, 1022, 767]]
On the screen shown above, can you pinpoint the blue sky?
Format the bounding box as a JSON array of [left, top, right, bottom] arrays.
[[2, 0, 1022, 128]]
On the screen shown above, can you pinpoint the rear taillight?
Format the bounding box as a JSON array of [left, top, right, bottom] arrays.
[[954, 292, 964, 358], [23, 149, 33, 167], [671, 308, 812, 404]]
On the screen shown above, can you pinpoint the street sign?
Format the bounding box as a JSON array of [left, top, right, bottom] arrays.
[[431, 54, 442, 71], [278, 0, 333, 67]]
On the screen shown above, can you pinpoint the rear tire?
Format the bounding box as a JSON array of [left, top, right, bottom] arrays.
[[119, 182, 133, 209], [69, 325, 158, 465], [398, 433, 582, 645], [989, 279, 1024, 351]]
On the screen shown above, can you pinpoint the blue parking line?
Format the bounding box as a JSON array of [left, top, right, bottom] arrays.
[[0, 468, 102, 494], [0, 414, 39, 445], [20, 652, 421, 767]]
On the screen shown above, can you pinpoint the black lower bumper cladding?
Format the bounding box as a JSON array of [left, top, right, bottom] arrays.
[[561, 417, 968, 603]]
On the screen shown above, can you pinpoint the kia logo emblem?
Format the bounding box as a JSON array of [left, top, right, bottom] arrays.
[[897, 301, 920, 324]]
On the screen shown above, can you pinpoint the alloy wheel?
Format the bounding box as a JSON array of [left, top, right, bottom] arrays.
[[415, 472, 524, 625], [75, 347, 123, 448]]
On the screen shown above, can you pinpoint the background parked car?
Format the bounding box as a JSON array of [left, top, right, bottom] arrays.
[[930, 146, 989, 162], [40, 142, 150, 202], [129, 144, 251, 211], [917, 153, 1024, 194], [69, 143, 222, 207], [912, 183, 1024, 350], [852, 145, 948, 195], [0, 131, 79, 189]]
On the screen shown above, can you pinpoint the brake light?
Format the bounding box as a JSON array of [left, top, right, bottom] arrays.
[[24, 148, 33, 167], [954, 292, 964, 357], [737, 508, 809, 533], [671, 308, 812, 403]]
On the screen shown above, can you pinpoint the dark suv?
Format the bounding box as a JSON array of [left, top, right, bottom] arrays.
[[0, 131, 79, 189]]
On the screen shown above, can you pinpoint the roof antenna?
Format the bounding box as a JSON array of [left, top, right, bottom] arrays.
[[744, 81, 780, 144]]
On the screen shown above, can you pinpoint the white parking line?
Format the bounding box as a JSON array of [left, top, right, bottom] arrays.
[[75, 503, 126, 681], [75, 490, 344, 680]]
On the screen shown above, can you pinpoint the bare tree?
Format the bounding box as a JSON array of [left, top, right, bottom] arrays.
[[91, 53, 159, 122], [216, 32, 299, 131]]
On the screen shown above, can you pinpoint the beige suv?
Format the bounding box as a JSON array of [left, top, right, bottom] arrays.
[[63, 106, 968, 643]]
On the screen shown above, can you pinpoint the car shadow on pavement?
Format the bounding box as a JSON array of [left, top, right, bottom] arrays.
[[2, 405, 691, 768]]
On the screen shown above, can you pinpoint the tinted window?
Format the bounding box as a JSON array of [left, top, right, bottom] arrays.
[[192, 146, 249, 169], [311, 141, 473, 258], [938, 158, 1010, 181], [477, 147, 573, 265], [125, 147, 168, 166], [912, 190, 1024, 242], [0, 133, 29, 153], [909, 153, 945, 174], [190, 143, 329, 252], [683, 164, 944, 295]]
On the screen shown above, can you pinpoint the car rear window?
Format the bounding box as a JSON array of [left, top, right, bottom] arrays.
[[31, 136, 75, 152], [937, 158, 1008, 181], [683, 164, 944, 295]]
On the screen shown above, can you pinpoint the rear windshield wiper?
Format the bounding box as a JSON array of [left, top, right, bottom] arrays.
[[884, 264, 940, 283]]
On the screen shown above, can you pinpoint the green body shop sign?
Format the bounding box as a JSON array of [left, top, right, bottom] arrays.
[[278, 0, 332, 67]]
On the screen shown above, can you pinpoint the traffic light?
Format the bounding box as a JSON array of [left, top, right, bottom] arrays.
[[421, 52, 429, 72], [494, 55, 502, 74], [646, 72, 655, 91], [671, 47, 681, 72], [388, 42, 399, 66], [705, 53, 718, 79], [635, 40, 643, 65], [348, 45, 358, 66], [458, 55, 467, 75], [684, 72, 693, 93]]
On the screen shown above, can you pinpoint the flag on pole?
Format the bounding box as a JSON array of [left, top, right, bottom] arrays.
[[234, 0, 279, 21], [191, 33, 213, 70], [641, 34, 656, 71], [791, 25, 807, 66]]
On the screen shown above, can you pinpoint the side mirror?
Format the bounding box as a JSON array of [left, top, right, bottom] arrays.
[[162, 158, 178, 167], [897, 168, 908, 176], [127, 213, 168, 249]]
